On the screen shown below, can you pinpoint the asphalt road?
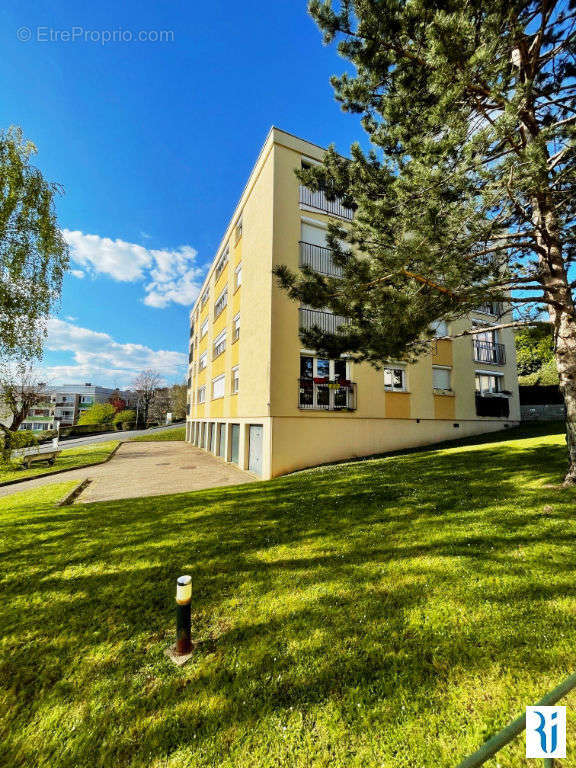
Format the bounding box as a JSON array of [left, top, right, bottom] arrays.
[[38, 423, 185, 452]]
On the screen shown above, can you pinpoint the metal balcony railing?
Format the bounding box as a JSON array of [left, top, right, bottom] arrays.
[[298, 378, 357, 411], [299, 186, 354, 219], [473, 340, 506, 365], [299, 308, 350, 334], [475, 393, 510, 418], [299, 241, 343, 277]]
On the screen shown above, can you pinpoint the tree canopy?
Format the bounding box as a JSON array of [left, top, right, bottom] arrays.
[[0, 126, 69, 359]]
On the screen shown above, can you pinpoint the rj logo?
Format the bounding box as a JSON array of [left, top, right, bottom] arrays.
[[526, 706, 566, 759]]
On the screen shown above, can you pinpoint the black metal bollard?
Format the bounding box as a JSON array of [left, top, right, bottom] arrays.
[[175, 575, 192, 655]]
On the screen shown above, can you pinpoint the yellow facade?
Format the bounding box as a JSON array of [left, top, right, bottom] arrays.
[[186, 127, 521, 478]]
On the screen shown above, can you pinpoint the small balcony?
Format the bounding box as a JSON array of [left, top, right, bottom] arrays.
[[299, 241, 343, 277], [475, 394, 510, 418], [299, 308, 350, 334], [299, 186, 354, 220], [473, 340, 506, 365], [298, 378, 357, 411]]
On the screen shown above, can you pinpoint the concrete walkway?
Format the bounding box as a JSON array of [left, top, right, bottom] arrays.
[[0, 442, 255, 503]]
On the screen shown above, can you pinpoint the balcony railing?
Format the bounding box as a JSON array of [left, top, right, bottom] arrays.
[[475, 394, 510, 418], [473, 340, 506, 365], [298, 378, 357, 411], [299, 241, 343, 277], [299, 186, 354, 220], [299, 308, 350, 334]]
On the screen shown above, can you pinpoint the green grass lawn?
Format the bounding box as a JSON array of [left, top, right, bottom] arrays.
[[0, 440, 119, 484], [1, 426, 576, 767], [130, 425, 186, 442]]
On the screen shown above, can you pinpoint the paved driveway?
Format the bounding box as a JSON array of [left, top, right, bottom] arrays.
[[0, 442, 255, 503]]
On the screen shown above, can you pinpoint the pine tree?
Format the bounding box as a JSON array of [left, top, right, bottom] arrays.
[[275, 0, 576, 483]]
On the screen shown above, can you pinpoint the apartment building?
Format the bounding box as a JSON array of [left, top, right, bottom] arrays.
[[17, 384, 136, 431], [186, 128, 520, 478]]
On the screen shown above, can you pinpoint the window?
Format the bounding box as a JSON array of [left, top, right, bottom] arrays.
[[212, 374, 225, 400], [199, 352, 207, 371], [200, 318, 209, 338], [232, 366, 239, 394], [214, 288, 228, 319], [473, 322, 497, 344], [200, 288, 209, 308], [233, 313, 240, 342], [298, 355, 354, 410], [235, 217, 243, 244], [213, 330, 226, 359], [431, 319, 449, 337], [433, 367, 452, 391], [214, 248, 229, 282], [384, 367, 407, 391], [475, 372, 503, 394], [234, 263, 242, 290], [477, 301, 503, 316], [197, 386, 206, 404]]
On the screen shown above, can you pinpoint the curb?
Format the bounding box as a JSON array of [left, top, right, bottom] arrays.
[[0, 442, 122, 488], [59, 479, 91, 506]]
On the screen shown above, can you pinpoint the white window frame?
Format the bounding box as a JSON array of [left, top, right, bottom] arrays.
[[432, 365, 452, 392], [200, 318, 209, 339], [234, 263, 242, 290], [232, 365, 239, 394], [383, 365, 407, 392], [200, 288, 209, 308], [475, 370, 504, 395], [213, 330, 227, 359], [214, 248, 229, 282], [214, 287, 228, 319], [199, 352, 207, 371], [197, 386, 206, 404], [212, 374, 226, 400], [233, 313, 240, 342], [299, 354, 352, 410]]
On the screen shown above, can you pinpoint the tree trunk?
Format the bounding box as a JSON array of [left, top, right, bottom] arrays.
[[551, 307, 576, 486], [534, 202, 576, 485]]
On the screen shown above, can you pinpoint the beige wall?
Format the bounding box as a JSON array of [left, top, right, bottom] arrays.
[[270, 415, 518, 477]]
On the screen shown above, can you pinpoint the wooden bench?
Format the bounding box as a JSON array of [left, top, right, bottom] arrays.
[[22, 450, 61, 470]]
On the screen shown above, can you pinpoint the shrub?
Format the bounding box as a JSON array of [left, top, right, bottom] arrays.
[[113, 409, 136, 431], [77, 403, 116, 426], [1, 430, 38, 463]]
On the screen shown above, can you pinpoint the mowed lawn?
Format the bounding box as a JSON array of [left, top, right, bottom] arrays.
[[1, 425, 576, 767], [130, 426, 186, 442], [0, 440, 119, 484]]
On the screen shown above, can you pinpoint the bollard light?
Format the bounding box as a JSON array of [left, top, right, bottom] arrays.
[[175, 575, 192, 655]]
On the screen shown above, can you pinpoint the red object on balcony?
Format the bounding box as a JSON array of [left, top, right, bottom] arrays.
[[313, 377, 329, 384]]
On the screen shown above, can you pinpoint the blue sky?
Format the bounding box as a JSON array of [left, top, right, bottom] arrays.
[[0, 0, 362, 388]]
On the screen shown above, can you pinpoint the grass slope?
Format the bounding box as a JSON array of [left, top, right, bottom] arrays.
[[1, 427, 575, 768], [0, 440, 119, 484], [130, 426, 186, 442]]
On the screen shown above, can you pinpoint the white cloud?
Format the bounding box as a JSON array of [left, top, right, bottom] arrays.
[[70, 269, 85, 279], [41, 318, 186, 387], [62, 229, 205, 308]]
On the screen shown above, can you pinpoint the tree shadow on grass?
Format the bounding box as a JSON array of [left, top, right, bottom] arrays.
[[1, 435, 575, 767]]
